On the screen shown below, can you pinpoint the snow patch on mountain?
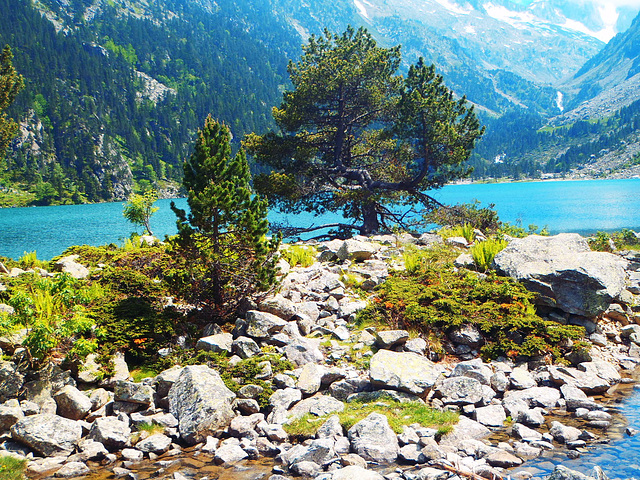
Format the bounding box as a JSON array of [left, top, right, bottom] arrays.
[[483, 3, 537, 29], [354, 0, 370, 19], [434, 0, 471, 15]]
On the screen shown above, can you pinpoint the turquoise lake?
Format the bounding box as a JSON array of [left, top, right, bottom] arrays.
[[0, 178, 639, 260]]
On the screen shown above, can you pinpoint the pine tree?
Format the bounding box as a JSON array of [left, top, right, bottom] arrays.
[[0, 45, 24, 160], [171, 116, 279, 319]]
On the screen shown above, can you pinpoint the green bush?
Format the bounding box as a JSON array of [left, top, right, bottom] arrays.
[[439, 223, 475, 243], [424, 201, 500, 232], [470, 238, 508, 272], [358, 249, 585, 361]]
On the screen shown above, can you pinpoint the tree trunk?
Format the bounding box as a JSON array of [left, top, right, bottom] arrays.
[[360, 201, 380, 235]]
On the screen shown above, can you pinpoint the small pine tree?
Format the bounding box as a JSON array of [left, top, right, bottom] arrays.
[[171, 116, 279, 319], [123, 189, 159, 236]]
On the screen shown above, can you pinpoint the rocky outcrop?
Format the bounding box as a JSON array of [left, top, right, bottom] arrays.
[[494, 234, 628, 317], [168, 365, 236, 445]]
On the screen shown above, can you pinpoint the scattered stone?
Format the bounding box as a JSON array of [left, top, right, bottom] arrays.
[[195, 333, 233, 354], [374, 330, 409, 349], [89, 417, 131, 451], [347, 412, 399, 464], [434, 377, 484, 405], [475, 404, 507, 427], [54, 462, 90, 478], [168, 365, 236, 445], [369, 350, 445, 396]]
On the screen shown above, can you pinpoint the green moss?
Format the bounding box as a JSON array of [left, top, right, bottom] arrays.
[[281, 245, 317, 267]]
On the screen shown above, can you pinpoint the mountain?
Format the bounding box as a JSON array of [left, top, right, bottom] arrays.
[[1, 0, 299, 205], [2, 0, 640, 205], [557, 11, 640, 122]]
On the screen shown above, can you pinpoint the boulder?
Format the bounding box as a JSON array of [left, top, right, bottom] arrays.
[[284, 337, 324, 367], [337, 239, 376, 262], [88, 417, 131, 450], [168, 365, 236, 445], [449, 324, 482, 347], [474, 404, 506, 427], [548, 364, 614, 394], [54, 255, 89, 279], [114, 380, 154, 406], [245, 310, 288, 339], [11, 414, 82, 456], [136, 433, 171, 454], [232, 336, 261, 359], [0, 401, 23, 430], [331, 465, 385, 480], [434, 377, 484, 405], [549, 421, 582, 444], [374, 330, 409, 349], [485, 450, 523, 468], [0, 362, 24, 402], [259, 294, 298, 320], [560, 384, 599, 410], [287, 394, 344, 422], [493, 234, 628, 317], [54, 462, 90, 478], [347, 412, 399, 464], [451, 359, 493, 385], [53, 385, 93, 420], [195, 333, 233, 354], [213, 443, 248, 464], [509, 367, 537, 390], [439, 416, 491, 447], [270, 388, 302, 411], [369, 350, 445, 396]]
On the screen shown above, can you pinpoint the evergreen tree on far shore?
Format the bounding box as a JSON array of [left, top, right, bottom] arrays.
[[0, 45, 24, 161]]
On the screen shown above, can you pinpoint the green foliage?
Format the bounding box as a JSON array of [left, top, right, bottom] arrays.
[[284, 396, 458, 439], [439, 224, 475, 243], [0, 45, 24, 162], [359, 247, 585, 361], [17, 251, 47, 270], [136, 422, 165, 435], [0, 456, 26, 480], [170, 116, 280, 321], [123, 190, 159, 236], [425, 201, 501, 232], [281, 245, 316, 267], [470, 238, 508, 272], [4, 273, 102, 362], [589, 229, 640, 252], [247, 27, 484, 235]]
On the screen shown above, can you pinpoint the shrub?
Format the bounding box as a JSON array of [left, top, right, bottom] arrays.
[[439, 223, 475, 243], [358, 250, 585, 361], [18, 251, 47, 270], [588, 231, 614, 252], [281, 245, 316, 267], [425, 200, 500, 232], [470, 238, 508, 272]]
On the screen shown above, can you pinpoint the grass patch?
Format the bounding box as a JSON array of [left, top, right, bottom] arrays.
[[130, 367, 159, 383], [136, 422, 165, 435], [439, 224, 475, 243], [0, 456, 26, 480], [284, 397, 458, 438], [281, 245, 317, 267], [470, 238, 508, 272]]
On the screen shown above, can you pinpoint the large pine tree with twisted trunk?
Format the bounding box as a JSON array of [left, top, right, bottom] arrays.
[[246, 27, 484, 236]]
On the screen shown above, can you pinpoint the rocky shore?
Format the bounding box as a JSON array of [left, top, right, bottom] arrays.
[[1, 232, 639, 480]]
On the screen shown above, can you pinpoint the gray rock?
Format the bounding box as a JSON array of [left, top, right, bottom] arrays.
[[0, 362, 24, 402], [510, 367, 537, 390], [374, 330, 409, 349], [332, 465, 385, 480], [449, 324, 482, 347], [404, 338, 427, 356], [485, 450, 523, 468], [88, 417, 131, 451], [490, 371, 509, 393], [12, 414, 82, 456], [547, 465, 596, 480], [434, 377, 484, 405], [121, 448, 144, 461], [369, 350, 445, 396], [259, 294, 298, 320], [287, 394, 344, 421], [229, 413, 263, 438], [53, 385, 93, 421], [285, 437, 338, 467], [114, 381, 154, 406], [317, 415, 344, 439], [474, 404, 507, 427], [54, 462, 90, 478], [270, 388, 302, 411], [451, 359, 493, 385], [246, 310, 288, 339], [548, 365, 613, 394], [136, 433, 171, 454], [493, 234, 628, 317], [347, 389, 422, 404], [347, 412, 399, 464], [439, 416, 491, 447], [0, 401, 24, 430], [549, 421, 582, 444], [168, 365, 236, 445], [297, 363, 325, 396], [213, 443, 248, 464], [54, 255, 89, 279], [512, 422, 543, 441], [399, 443, 427, 464], [518, 407, 546, 427], [560, 384, 599, 410], [195, 333, 233, 354], [284, 337, 324, 367], [235, 398, 260, 415], [337, 239, 376, 262], [232, 337, 261, 359]]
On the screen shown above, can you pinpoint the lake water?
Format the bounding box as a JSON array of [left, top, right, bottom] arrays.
[[0, 178, 639, 260]]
